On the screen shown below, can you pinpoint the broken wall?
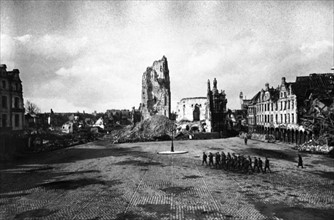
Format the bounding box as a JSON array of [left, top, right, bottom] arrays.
[[141, 56, 171, 120]]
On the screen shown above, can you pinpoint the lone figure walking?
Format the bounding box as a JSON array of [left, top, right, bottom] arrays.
[[244, 134, 248, 145], [297, 154, 304, 168]]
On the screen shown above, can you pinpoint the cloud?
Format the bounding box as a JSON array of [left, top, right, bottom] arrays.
[[14, 34, 32, 43], [0, 34, 16, 67], [300, 40, 333, 59], [14, 34, 88, 59]]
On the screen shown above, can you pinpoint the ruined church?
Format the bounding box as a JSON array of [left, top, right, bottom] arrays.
[[140, 56, 171, 120]]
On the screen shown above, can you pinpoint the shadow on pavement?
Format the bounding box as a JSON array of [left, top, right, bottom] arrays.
[[0, 142, 149, 194], [238, 148, 296, 162]]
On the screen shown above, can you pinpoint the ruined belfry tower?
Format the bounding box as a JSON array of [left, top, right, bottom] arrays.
[[141, 56, 171, 120], [206, 78, 227, 132]]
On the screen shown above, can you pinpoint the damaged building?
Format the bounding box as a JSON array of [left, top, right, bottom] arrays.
[[140, 56, 171, 120], [176, 78, 228, 133], [176, 97, 207, 122], [206, 78, 228, 133], [243, 73, 334, 145], [0, 64, 25, 133]]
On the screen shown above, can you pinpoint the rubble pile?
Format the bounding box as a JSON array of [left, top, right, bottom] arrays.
[[294, 139, 334, 154], [29, 129, 100, 153], [114, 115, 175, 143]]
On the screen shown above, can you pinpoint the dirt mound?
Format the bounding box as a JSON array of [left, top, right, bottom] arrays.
[[116, 115, 175, 143]]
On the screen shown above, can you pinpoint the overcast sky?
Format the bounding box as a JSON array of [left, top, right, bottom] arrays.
[[1, 0, 333, 113]]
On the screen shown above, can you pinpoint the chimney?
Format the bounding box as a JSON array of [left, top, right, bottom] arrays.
[[281, 77, 286, 85], [265, 83, 269, 90]]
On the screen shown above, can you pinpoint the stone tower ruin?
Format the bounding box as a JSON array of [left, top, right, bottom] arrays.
[[141, 56, 171, 120], [206, 78, 228, 132]]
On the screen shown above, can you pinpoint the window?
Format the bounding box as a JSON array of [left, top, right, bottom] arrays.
[[2, 114, 7, 127], [15, 114, 19, 127], [291, 100, 294, 109], [2, 96, 7, 108], [292, 113, 294, 123], [285, 114, 287, 123], [287, 114, 290, 123], [280, 114, 283, 123], [271, 115, 273, 122], [14, 97, 20, 108], [2, 80, 6, 89], [275, 114, 278, 123]]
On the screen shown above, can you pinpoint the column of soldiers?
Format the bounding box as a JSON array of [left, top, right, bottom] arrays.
[[202, 152, 271, 174]]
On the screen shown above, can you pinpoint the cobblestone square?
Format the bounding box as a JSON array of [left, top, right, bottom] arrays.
[[1, 137, 334, 219]]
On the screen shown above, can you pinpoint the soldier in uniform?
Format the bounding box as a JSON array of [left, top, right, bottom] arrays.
[[215, 152, 221, 168], [264, 157, 272, 173], [258, 157, 264, 173], [253, 157, 259, 172], [221, 152, 226, 170], [248, 156, 253, 171], [208, 152, 214, 167], [202, 152, 208, 166]]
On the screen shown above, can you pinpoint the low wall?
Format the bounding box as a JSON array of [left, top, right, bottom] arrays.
[[192, 132, 221, 140], [0, 134, 28, 161]]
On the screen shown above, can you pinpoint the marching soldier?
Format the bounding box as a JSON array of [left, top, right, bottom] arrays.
[[253, 157, 259, 172], [264, 157, 272, 173], [248, 156, 253, 171], [221, 152, 226, 169], [258, 157, 264, 173], [215, 152, 221, 168], [202, 152, 208, 166], [208, 152, 214, 167]]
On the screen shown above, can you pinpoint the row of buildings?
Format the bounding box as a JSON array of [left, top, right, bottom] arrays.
[[241, 73, 334, 144]]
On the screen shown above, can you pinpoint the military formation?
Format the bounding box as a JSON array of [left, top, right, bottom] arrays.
[[202, 152, 272, 174]]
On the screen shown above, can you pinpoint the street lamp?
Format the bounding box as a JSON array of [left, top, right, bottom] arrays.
[[170, 125, 175, 152]]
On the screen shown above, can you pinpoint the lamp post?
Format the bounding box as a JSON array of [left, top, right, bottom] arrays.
[[171, 126, 175, 152]]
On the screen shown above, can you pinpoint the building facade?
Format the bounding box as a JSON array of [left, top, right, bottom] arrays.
[[0, 64, 25, 132], [246, 74, 334, 145], [176, 97, 207, 122]]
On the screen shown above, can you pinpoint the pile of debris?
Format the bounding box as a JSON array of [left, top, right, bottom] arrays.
[[294, 139, 334, 154], [113, 115, 175, 143]]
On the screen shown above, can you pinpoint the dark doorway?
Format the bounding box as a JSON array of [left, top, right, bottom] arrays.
[[193, 104, 200, 121]]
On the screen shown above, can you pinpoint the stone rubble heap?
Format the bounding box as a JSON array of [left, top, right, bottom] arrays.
[[113, 115, 175, 143]]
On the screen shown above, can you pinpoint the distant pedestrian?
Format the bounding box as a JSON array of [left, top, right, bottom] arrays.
[[208, 152, 214, 167], [244, 134, 248, 145], [264, 157, 272, 173], [297, 154, 304, 168], [202, 152, 208, 165]]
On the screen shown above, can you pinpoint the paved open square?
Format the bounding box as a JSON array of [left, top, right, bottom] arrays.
[[1, 137, 334, 220]]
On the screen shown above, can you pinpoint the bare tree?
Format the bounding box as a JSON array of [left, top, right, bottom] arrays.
[[25, 100, 41, 114]]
